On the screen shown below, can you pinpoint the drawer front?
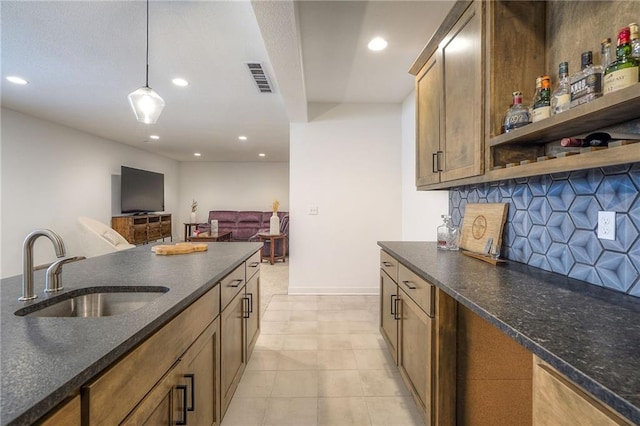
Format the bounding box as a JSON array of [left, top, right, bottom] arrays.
[[220, 263, 246, 311], [245, 251, 261, 281], [398, 264, 434, 317], [380, 250, 399, 283]]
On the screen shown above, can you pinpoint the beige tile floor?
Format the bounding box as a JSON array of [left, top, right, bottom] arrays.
[[221, 261, 423, 426]]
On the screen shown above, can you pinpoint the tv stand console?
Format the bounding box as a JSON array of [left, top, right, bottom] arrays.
[[112, 213, 172, 245]]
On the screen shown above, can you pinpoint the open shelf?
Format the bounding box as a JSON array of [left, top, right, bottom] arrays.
[[490, 84, 640, 147]]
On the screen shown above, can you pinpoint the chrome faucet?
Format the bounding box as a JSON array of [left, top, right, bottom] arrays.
[[45, 256, 85, 293], [20, 229, 66, 301]]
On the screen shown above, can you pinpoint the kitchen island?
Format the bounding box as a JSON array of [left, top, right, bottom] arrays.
[[379, 241, 640, 425], [1, 241, 261, 426]]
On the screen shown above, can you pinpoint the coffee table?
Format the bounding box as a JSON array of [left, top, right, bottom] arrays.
[[258, 233, 287, 265], [186, 231, 232, 242]]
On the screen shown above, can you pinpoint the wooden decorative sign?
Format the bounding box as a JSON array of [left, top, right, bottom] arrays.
[[459, 203, 509, 254]]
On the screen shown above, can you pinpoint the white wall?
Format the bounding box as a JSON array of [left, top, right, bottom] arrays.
[[1, 108, 179, 278], [289, 103, 402, 295], [400, 92, 449, 240], [177, 161, 289, 226]]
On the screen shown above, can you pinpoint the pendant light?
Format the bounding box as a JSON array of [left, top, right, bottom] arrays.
[[128, 0, 165, 124]]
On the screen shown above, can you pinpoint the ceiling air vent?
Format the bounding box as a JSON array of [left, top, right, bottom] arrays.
[[245, 62, 273, 93]]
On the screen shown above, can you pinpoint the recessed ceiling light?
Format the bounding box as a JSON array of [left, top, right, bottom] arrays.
[[194, 152, 202, 157], [149, 135, 160, 140], [238, 136, 248, 141], [368, 37, 388, 51], [172, 78, 189, 87], [258, 153, 266, 157], [6, 76, 28, 85]]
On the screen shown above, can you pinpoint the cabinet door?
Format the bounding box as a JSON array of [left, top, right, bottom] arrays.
[[440, 0, 483, 182], [220, 290, 246, 418], [398, 288, 434, 424], [39, 395, 81, 426], [121, 363, 184, 425], [245, 273, 260, 359], [182, 319, 221, 426], [532, 357, 631, 426], [380, 270, 398, 363], [416, 53, 443, 187]]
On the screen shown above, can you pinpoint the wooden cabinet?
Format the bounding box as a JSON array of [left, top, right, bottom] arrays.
[[38, 395, 81, 426], [112, 213, 172, 245], [397, 286, 434, 425], [412, 0, 640, 190], [220, 257, 261, 419], [414, 1, 484, 187], [532, 356, 632, 426], [380, 268, 399, 363]]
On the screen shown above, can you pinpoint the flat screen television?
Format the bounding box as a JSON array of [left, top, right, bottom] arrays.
[[121, 166, 165, 214]]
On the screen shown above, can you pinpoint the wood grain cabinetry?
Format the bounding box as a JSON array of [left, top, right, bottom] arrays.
[[415, 1, 484, 187], [412, 0, 640, 190], [38, 395, 81, 426], [380, 268, 399, 363], [112, 213, 172, 245], [532, 356, 632, 426], [220, 258, 261, 418]]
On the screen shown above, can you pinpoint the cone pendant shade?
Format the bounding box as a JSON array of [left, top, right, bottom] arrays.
[[128, 86, 165, 124]]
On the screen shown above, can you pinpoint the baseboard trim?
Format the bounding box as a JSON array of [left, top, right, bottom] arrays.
[[287, 287, 379, 296]]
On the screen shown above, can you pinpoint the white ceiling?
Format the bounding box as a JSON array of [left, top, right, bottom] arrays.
[[1, 0, 454, 163]]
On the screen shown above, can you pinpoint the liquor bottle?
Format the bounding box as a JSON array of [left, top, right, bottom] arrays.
[[560, 132, 611, 147], [570, 51, 603, 108], [437, 215, 451, 250], [551, 62, 570, 115], [601, 38, 612, 69], [604, 26, 640, 94], [503, 91, 530, 132], [630, 23, 640, 60], [531, 75, 551, 122]]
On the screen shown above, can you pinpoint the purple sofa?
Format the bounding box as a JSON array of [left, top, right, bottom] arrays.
[[198, 210, 288, 242]]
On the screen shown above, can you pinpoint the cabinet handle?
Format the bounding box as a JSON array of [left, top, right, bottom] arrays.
[[184, 374, 195, 412], [402, 280, 417, 290], [437, 150, 443, 172], [176, 384, 188, 425], [249, 261, 260, 268], [382, 261, 393, 268], [247, 292, 254, 314], [432, 152, 438, 173], [229, 279, 243, 288], [243, 297, 251, 318], [393, 297, 400, 320], [390, 294, 397, 316]]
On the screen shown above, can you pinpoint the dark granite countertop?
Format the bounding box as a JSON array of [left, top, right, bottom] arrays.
[[0, 242, 261, 426], [378, 241, 640, 425]]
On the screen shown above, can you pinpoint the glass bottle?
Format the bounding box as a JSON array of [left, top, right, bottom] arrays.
[[630, 23, 640, 60], [570, 51, 603, 108], [531, 75, 551, 122], [601, 38, 612, 69], [437, 215, 451, 250], [604, 27, 640, 95], [503, 91, 530, 132], [446, 222, 460, 251], [551, 62, 570, 115]]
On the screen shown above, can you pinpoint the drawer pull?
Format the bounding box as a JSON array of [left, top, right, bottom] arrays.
[[229, 279, 243, 288], [393, 297, 400, 320], [390, 294, 397, 316], [402, 280, 417, 290], [249, 261, 260, 267], [184, 373, 195, 412], [247, 292, 254, 314], [176, 384, 188, 425], [243, 297, 251, 318], [382, 261, 393, 268]]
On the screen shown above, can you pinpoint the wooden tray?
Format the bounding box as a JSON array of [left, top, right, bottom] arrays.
[[459, 203, 508, 254], [152, 242, 208, 255]]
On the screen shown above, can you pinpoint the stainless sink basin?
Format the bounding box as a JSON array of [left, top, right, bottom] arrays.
[[15, 286, 169, 318]]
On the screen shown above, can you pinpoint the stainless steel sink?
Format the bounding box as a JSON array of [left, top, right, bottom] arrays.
[[15, 286, 169, 318]]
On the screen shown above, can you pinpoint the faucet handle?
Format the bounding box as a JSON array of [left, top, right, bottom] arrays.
[[45, 256, 86, 293]]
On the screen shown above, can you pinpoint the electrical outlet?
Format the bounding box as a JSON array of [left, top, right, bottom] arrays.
[[309, 205, 318, 215], [597, 211, 616, 240]]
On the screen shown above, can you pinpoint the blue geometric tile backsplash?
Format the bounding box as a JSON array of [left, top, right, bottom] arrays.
[[449, 163, 640, 297]]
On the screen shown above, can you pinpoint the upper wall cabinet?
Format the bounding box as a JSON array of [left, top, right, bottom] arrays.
[[415, 1, 484, 187], [412, 0, 640, 190]]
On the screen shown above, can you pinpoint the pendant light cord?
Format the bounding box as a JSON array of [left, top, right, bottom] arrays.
[[145, 0, 150, 88]]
